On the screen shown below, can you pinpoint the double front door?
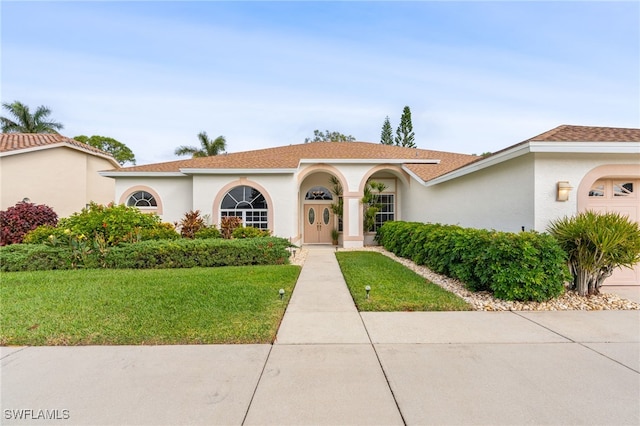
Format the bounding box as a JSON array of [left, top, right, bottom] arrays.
[[304, 204, 334, 244]]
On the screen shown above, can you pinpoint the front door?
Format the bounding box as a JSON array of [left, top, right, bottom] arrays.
[[304, 204, 334, 244]]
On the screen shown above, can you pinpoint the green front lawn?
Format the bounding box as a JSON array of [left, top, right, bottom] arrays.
[[1, 266, 300, 345], [336, 251, 471, 311]]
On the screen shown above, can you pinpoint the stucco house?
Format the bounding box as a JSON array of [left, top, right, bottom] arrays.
[[0, 133, 119, 217], [102, 125, 640, 285]]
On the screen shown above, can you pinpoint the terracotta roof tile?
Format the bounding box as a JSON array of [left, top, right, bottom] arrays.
[[0, 133, 116, 159], [114, 141, 480, 181]]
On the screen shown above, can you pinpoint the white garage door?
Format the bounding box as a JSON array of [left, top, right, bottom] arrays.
[[586, 179, 640, 285]]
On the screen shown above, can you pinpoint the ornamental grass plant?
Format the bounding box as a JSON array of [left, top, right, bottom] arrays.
[[548, 211, 640, 296]]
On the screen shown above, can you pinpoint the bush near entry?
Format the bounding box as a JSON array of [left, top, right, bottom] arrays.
[[0, 237, 291, 272], [376, 221, 570, 302]]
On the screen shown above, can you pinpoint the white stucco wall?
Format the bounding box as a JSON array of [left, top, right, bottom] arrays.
[[115, 177, 192, 223], [192, 173, 297, 239], [407, 154, 536, 232], [533, 152, 640, 231]]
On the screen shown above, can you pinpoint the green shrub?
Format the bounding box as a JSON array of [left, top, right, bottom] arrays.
[[23, 205, 178, 245], [104, 237, 290, 269], [232, 226, 271, 239], [549, 211, 640, 296], [0, 237, 291, 271], [194, 226, 221, 239], [22, 224, 65, 244], [377, 221, 569, 302], [59, 202, 162, 246], [0, 244, 72, 271]]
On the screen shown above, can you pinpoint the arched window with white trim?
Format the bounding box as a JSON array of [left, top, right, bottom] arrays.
[[220, 185, 268, 229], [127, 191, 157, 208]]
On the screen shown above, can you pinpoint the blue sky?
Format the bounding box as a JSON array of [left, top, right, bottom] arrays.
[[2, 1, 638, 165]]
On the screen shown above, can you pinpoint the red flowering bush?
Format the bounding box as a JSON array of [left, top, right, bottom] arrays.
[[0, 202, 58, 245]]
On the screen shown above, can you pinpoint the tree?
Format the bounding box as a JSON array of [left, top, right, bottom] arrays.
[[1, 101, 64, 134], [305, 130, 356, 143], [380, 116, 394, 145], [394, 106, 416, 148], [175, 131, 227, 158], [74, 135, 136, 166], [548, 211, 640, 296]]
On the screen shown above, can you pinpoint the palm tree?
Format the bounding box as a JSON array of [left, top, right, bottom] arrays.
[[1, 101, 64, 133], [175, 131, 226, 158]]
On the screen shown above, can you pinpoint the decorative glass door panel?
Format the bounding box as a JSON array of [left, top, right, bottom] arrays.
[[304, 204, 334, 244]]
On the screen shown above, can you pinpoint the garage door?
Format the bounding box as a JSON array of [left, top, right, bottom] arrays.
[[585, 178, 640, 285]]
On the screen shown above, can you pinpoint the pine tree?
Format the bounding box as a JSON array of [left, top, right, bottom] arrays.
[[394, 106, 416, 148], [380, 116, 394, 145]]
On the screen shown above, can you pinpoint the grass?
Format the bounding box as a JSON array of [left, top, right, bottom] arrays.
[[0, 265, 300, 346], [336, 251, 472, 311]]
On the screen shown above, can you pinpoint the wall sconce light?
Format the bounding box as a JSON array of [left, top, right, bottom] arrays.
[[556, 181, 573, 202]]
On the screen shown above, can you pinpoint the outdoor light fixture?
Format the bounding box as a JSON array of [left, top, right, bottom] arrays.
[[279, 289, 285, 300], [556, 181, 573, 202], [22, 197, 30, 203], [365, 285, 371, 299]]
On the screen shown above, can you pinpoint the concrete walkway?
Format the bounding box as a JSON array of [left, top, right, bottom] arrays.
[[2, 246, 639, 425]]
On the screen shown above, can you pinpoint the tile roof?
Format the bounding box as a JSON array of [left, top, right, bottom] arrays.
[[112, 141, 481, 182], [0, 133, 117, 160], [526, 125, 640, 142]]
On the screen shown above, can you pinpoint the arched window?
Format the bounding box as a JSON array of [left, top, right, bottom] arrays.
[[127, 191, 157, 208], [305, 186, 333, 200], [220, 185, 268, 229]]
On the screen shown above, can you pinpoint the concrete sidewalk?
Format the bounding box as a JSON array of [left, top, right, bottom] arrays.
[[2, 246, 639, 425]]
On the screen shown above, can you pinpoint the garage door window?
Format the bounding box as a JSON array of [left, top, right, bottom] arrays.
[[614, 182, 634, 197]]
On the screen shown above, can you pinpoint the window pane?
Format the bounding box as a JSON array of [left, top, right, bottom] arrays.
[[305, 186, 333, 200], [588, 183, 605, 197], [127, 191, 157, 207], [614, 182, 634, 197]]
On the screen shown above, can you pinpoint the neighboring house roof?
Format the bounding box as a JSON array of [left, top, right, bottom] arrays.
[[105, 141, 480, 182], [0, 133, 120, 168]]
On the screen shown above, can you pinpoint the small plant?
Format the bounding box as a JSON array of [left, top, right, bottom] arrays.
[[548, 211, 640, 296], [220, 216, 242, 239], [0, 201, 58, 245], [177, 210, 205, 239], [331, 228, 339, 245], [232, 226, 271, 239], [194, 225, 221, 239], [362, 180, 386, 232]]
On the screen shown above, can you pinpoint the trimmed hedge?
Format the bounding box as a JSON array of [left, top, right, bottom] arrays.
[[0, 237, 291, 272], [376, 221, 570, 302]]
